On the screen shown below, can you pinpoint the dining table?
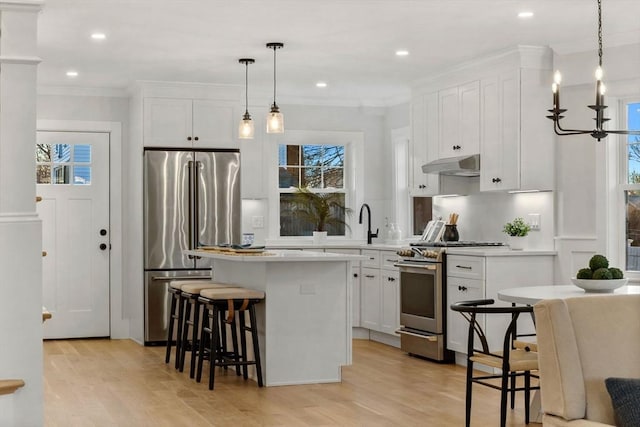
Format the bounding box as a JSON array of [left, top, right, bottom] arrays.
[[497, 284, 640, 305]]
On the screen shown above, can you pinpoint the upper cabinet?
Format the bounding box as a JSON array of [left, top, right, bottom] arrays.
[[412, 46, 554, 194], [143, 97, 237, 148], [439, 81, 480, 159], [410, 92, 439, 196]]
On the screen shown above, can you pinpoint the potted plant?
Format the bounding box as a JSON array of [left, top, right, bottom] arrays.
[[290, 187, 351, 243], [503, 217, 531, 250]]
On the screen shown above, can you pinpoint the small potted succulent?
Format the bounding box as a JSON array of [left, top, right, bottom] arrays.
[[503, 217, 531, 250]]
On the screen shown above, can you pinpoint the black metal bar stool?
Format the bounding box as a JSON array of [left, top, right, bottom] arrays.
[[196, 287, 265, 390], [179, 282, 238, 378]]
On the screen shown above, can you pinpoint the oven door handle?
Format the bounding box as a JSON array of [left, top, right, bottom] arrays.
[[396, 329, 438, 342], [394, 263, 437, 270]]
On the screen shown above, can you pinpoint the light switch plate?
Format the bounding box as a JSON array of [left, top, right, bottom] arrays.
[[528, 213, 540, 231]]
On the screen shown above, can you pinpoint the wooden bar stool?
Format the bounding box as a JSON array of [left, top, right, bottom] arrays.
[[165, 280, 188, 369], [179, 282, 238, 378], [196, 287, 265, 390]]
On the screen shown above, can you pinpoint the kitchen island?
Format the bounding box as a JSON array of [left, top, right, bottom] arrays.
[[183, 248, 365, 386]]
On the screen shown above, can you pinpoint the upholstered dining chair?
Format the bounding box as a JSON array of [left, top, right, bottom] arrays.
[[451, 299, 539, 427]]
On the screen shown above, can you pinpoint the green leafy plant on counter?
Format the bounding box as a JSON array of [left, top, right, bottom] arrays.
[[502, 217, 531, 237], [290, 187, 352, 232]]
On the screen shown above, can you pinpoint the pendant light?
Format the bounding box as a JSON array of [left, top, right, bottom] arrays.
[[266, 42, 284, 133], [238, 58, 255, 139], [547, 0, 640, 141]]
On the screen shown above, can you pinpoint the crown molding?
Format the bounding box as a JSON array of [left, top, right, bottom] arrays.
[[37, 85, 129, 98]]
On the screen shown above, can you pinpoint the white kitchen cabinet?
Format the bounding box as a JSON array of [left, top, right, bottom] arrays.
[[412, 46, 553, 194], [409, 92, 439, 196], [477, 52, 553, 192], [360, 267, 380, 330], [380, 268, 400, 335], [359, 250, 400, 336], [446, 253, 554, 354], [439, 81, 480, 159], [480, 71, 521, 192], [143, 98, 237, 148], [446, 277, 483, 353]]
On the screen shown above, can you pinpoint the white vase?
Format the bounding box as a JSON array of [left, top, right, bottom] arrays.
[[508, 235, 526, 250], [313, 231, 328, 245]]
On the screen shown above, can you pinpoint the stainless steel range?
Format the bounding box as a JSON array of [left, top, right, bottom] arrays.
[[395, 241, 503, 362]]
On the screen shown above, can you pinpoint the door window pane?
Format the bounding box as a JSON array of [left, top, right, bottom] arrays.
[[36, 144, 52, 162], [74, 166, 92, 185], [627, 103, 640, 184], [53, 165, 70, 184], [74, 145, 91, 162], [53, 144, 72, 163], [36, 165, 51, 184]]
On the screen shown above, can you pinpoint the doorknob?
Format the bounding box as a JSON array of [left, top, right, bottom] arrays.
[[99, 243, 108, 251], [99, 229, 107, 236]]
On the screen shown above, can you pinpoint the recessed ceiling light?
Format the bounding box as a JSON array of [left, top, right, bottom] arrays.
[[316, 82, 327, 88], [518, 11, 534, 18], [66, 70, 78, 77], [395, 50, 409, 57], [91, 32, 106, 40]]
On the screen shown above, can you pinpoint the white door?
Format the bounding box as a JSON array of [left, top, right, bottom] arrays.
[[36, 131, 110, 338]]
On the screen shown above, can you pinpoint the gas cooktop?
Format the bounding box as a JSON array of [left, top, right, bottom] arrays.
[[410, 241, 505, 248]]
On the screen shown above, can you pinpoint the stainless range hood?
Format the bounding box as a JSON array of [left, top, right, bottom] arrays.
[[421, 154, 480, 177]]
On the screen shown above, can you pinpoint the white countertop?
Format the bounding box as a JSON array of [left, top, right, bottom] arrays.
[[265, 242, 404, 251], [184, 249, 367, 262]]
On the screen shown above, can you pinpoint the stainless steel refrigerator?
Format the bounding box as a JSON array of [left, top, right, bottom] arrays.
[[143, 148, 241, 344]]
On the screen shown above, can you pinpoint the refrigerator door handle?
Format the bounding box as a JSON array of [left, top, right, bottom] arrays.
[[187, 160, 195, 258], [194, 160, 202, 247]]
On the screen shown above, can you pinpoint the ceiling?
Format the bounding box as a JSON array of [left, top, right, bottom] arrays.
[[37, 0, 640, 106]]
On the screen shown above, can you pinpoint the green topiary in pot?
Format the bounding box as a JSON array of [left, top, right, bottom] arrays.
[[503, 217, 531, 237]]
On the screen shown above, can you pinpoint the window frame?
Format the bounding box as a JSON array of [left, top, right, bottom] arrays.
[[617, 98, 640, 277], [267, 130, 364, 242]]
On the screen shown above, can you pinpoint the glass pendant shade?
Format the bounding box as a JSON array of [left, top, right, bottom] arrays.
[[266, 104, 284, 134], [238, 58, 255, 139], [239, 113, 254, 139], [266, 42, 285, 134]]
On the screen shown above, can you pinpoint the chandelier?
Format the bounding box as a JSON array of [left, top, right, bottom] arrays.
[[546, 0, 640, 141]]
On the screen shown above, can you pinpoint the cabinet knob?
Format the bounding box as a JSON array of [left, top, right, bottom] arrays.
[[388, 277, 396, 282], [452, 145, 461, 150], [492, 177, 502, 183], [418, 184, 426, 189], [353, 273, 359, 278], [187, 136, 192, 141], [458, 285, 468, 292], [194, 136, 199, 141]]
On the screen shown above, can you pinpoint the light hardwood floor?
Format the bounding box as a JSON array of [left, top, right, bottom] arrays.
[[44, 338, 539, 426]]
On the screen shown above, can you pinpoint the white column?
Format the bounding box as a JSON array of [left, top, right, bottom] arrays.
[[0, 2, 44, 426]]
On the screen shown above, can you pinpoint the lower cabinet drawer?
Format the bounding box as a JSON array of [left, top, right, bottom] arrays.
[[447, 255, 484, 279]]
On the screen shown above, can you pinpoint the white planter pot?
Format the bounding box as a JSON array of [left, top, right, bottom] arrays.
[[313, 231, 328, 245], [508, 235, 526, 250]]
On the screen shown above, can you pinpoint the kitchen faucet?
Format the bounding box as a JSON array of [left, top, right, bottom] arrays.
[[358, 203, 378, 245]]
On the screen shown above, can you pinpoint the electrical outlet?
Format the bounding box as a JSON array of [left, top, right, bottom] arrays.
[[528, 213, 541, 231]]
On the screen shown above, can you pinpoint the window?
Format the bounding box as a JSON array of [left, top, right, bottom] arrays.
[[36, 143, 92, 185], [278, 144, 346, 236], [622, 101, 640, 270]]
